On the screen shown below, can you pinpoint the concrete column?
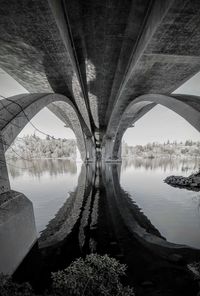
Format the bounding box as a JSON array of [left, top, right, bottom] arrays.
[[0, 133, 10, 194], [102, 137, 122, 162], [85, 136, 96, 162], [0, 133, 37, 274], [102, 138, 114, 162], [0, 191, 37, 275], [117, 143, 122, 162]]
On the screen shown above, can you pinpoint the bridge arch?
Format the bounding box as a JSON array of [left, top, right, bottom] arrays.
[[0, 93, 94, 162], [104, 93, 200, 160]]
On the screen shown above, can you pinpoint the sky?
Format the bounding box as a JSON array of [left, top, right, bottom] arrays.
[[0, 68, 200, 145]]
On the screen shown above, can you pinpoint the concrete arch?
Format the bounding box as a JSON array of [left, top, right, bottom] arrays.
[[0, 93, 94, 161], [104, 94, 200, 160]]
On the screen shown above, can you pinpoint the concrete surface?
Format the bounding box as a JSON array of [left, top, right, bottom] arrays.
[[0, 0, 200, 160], [0, 191, 37, 274]]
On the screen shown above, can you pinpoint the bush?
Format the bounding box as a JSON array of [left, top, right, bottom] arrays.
[[52, 254, 135, 296], [0, 254, 135, 296], [0, 274, 34, 296]]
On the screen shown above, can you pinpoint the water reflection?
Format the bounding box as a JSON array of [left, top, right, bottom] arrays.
[[121, 157, 200, 249], [7, 157, 200, 247], [121, 157, 200, 173], [7, 159, 77, 179], [13, 160, 200, 296], [32, 160, 200, 255], [39, 164, 88, 248], [7, 160, 80, 234], [191, 193, 200, 213]]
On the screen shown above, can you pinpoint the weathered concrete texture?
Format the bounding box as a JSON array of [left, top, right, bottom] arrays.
[[0, 93, 93, 162], [61, 0, 150, 128], [0, 0, 91, 132], [105, 0, 200, 147], [0, 191, 37, 274]]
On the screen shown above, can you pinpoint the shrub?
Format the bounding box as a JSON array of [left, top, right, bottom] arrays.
[[52, 254, 135, 296], [0, 274, 34, 296], [0, 254, 135, 296]]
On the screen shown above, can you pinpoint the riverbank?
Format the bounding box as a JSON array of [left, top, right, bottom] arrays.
[[5, 135, 77, 160], [122, 140, 200, 159]]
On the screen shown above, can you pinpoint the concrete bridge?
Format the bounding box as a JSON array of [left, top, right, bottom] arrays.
[[1, 0, 200, 166], [1, 0, 200, 274]]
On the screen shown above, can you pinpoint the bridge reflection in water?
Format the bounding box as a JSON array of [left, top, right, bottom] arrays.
[[8, 161, 200, 295]]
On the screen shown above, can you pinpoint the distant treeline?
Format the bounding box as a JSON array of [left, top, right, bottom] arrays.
[[6, 134, 77, 159], [122, 140, 200, 158], [6, 136, 200, 160]]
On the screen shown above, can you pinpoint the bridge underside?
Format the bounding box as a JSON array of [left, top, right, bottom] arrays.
[[0, 0, 200, 161], [1, 0, 200, 278], [0, 0, 200, 181], [1, 0, 200, 164]]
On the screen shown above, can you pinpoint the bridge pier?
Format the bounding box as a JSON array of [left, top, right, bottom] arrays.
[[85, 136, 96, 162], [0, 134, 37, 275], [101, 138, 122, 163], [84, 132, 122, 163], [0, 191, 37, 275]]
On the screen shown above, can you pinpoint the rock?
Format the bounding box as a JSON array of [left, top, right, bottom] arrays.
[[164, 173, 200, 190]]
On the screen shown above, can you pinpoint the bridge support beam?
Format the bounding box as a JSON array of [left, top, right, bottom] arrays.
[[0, 135, 37, 275]]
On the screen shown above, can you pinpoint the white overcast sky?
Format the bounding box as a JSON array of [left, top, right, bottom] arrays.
[[1, 67, 200, 145]]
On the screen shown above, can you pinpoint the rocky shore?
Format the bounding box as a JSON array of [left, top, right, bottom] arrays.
[[164, 171, 200, 190]]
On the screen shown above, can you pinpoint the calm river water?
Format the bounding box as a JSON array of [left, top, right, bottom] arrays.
[[7, 157, 200, 249]]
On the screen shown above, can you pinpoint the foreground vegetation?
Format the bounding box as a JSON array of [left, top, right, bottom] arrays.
[[0, 254, 134, 296]]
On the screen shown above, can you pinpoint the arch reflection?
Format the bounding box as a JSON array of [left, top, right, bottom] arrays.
[[11, 162, 200, 293]]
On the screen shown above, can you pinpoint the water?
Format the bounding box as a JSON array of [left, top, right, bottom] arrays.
[[121, 157, 200, 248], [7, 157, 200, 248], [7, 159, 81, 235]]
